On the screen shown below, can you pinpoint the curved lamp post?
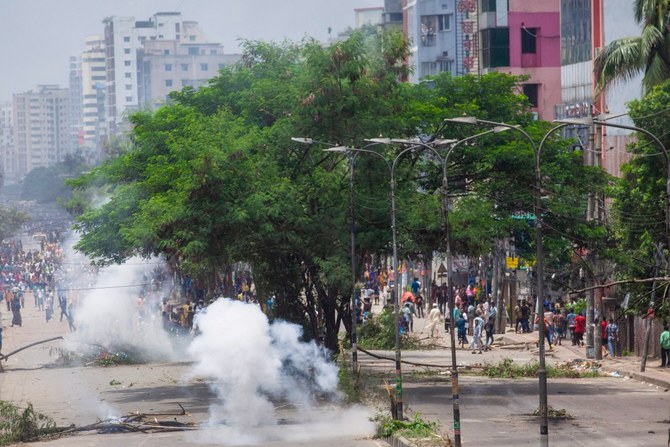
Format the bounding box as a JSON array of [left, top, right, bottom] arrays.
[[445, 116, 554, 447]]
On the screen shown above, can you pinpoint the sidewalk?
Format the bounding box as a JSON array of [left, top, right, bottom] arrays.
[[499, 328, 670, 389]]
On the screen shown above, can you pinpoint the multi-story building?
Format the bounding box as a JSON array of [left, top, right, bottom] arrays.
[[478, 0, 561, 120], [137, 39, 240, 109], [557, 0, 641, 178], [11, 85, 71, 181], [80, 35, 107, 164], [104, 12, 240, 133], [405, 0, 459, 82], [0, 102, 13, 183], [68, 56, 83, 159], [381, 0, 404, 30]]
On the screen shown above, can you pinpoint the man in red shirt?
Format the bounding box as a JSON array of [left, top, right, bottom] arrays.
[[574, 313, 586, 346]]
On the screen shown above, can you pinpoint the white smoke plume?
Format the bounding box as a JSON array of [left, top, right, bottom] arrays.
[[186, 298, 374, 444]]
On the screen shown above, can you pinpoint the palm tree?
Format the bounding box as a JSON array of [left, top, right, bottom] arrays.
[[594, 0, 670, 94]]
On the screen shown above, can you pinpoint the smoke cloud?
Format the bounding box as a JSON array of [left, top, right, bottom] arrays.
[[186, 298, 374, 444]]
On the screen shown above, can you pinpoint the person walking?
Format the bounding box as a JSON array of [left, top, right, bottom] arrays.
[[606, 318, 619, 357], [470, 311, 484, 354], [660, 325, 670, 368], [425, 303, 442, 338]]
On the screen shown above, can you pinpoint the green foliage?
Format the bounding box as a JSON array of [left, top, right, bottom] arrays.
[[377, 412, 439, 439], [22, 154, 88, 204], [0, 205, 29, 242], [0, 401, 56, 445], [357, 309, 420, 350], [594, 0, 670, 93], [608, 79, 670, 314], [482, 358, 600, 379]]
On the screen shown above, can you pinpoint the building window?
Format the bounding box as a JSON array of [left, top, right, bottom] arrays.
[[181, 63, 189, 71], [181, 79, 192, 87], [420, 16, 437, 46], [437, 14, 452, 32], [165, 64, 172, 71], [481, 27, 510, 68], [188, 47, 199, 55], [124, 60, 131, 66], [210, 49, 217, 55], [521, 28, 537, 54], [175, 23, 180, 32], [189, 35, 196, 42], [125, 96, 132, 102], [124, 48, 131, 54], [123, 36, 130, 43], [200, 63, 208, 71], [481, 0, 496, 13], [165, 79, 173, 87], [163, 49, 170, 55], [522, 84, 539, 107], [125, 84, 132, 90], [218, 63, 226, 69], [125, 72, 132, 78]]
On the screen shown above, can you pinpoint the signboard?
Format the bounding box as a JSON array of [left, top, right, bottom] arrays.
[[506, 257, 519, 269]]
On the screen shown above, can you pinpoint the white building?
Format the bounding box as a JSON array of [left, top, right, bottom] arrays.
[[0, 102, 13, 183], [12, 85, 71, 181], [81, 35, 107, 163]]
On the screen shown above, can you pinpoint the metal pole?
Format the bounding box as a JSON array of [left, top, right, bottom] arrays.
[[389, 167, 403, 420], [348, 153, 358, 375], [442, 159, 461, 446]]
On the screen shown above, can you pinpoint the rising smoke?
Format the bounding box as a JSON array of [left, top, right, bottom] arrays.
[[186, 298, 375, 445]]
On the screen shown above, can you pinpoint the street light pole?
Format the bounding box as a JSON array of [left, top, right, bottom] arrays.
[[324, 144, 407, 420], [446, 117, 555, 447], [391, 130, 504, 447]]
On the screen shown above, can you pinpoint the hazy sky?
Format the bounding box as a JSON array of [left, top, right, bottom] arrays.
[[0, 0, 382, 101]]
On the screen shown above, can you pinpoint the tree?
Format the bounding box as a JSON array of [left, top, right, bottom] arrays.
[[610, 79, 670, 316], [594, 0, 670, 94]]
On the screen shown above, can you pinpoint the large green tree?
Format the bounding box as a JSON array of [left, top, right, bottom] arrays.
[[69, 31, 609, 351], [595, 0, 670, 93]]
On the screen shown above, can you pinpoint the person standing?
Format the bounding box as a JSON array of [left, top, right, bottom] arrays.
[[456, 312, 468, 348], [470, 311, 484, 354], [660, 325, 670, 368], [574, 312, 586, 346], [484, 316, 495, 351], [606, 318, 619, 357], [415, 293, 424, 318], [425, 303, 442, 338]]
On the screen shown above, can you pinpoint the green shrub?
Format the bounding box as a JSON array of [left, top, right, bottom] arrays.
[[0, 401, 56, 445]]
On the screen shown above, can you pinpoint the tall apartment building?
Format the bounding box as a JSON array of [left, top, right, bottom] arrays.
[[68, 56, 83, 158], [381, 0, 404, 30], [80, 35, 107, 164], [0, 102, 13, 182], [11, 86, 71, 181]]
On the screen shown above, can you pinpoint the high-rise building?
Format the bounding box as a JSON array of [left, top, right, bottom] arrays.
[[81, 35, 107, 164], [68, 56, 83, 159], [0, 102, 13, 183], [11, 85, 71, 181]]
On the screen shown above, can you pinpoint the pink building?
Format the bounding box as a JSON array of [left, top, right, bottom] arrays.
[[479, 0, 561, 120]]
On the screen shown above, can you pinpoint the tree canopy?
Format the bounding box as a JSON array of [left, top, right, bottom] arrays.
[[68, 31, 609, 350]]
